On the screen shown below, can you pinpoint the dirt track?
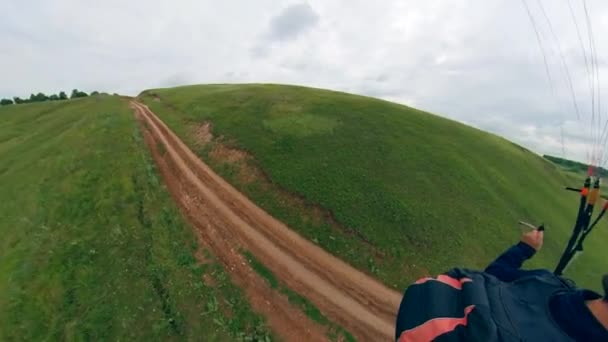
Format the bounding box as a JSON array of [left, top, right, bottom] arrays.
[[131, 101, 401, 341]]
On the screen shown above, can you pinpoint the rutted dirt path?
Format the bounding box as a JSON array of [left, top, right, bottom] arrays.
[[131, 101, 401, 341]]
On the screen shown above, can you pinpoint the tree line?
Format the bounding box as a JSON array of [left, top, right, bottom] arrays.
[[543, 155, 608, 177], [0, 89, 100, 106]]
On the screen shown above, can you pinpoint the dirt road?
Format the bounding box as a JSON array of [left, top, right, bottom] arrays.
[[131, 101, 402, 341]]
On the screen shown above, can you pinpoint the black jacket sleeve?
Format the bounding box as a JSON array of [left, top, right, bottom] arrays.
[[484, 242, 537, 282]]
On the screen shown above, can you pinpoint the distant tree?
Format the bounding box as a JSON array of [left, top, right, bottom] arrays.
[[59, 91, 68, 100], [13, 97, 24, 104], [28, 93, 48, 103], [70, 89, 88, 99], [49, 94, 60, 101], [36, 92, 49, 102], [90, 91, 100, 96], [1, 98, 14, 106]]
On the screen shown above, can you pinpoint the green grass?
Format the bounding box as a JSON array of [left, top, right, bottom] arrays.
[[0, 96, 271, 340], [243, 251, 281, 290], [242, 251, 355, 342], [140, 84, 608, 292]]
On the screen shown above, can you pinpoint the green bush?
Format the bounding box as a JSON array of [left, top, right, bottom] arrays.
[[71, 89, 89, 99], [6, 90, 86, 105], [28, 92, 49, 102]]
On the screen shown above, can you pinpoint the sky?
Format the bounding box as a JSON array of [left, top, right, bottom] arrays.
[[2, 0, 608, 164]]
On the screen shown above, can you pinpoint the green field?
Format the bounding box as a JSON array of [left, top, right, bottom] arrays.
[[140, 84, 608, 292], [0, 96, 271, 340], [2, 84, 606, 341]]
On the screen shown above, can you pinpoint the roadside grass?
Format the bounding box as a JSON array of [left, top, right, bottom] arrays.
[[140, 84, 607, 292], [242, 251, 355, 342], [0, 96, 271, 340]]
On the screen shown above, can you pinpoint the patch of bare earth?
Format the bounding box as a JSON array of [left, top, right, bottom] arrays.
[[192, 122, 213, 146]]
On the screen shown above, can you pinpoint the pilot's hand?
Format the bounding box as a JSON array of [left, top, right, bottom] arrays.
[[521, 229, 544, 251]]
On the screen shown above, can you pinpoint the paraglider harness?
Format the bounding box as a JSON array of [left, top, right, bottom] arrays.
[[554, 174, 608, 275], [394, 172, 608, 342]]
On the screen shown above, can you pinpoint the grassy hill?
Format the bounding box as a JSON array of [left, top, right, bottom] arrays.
[[140, 84, 607, 291], [0, 96, 270, 340], [3, 85, 606, 339]]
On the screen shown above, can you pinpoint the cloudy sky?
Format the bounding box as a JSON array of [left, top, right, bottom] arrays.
[[3, 0, 608, 163]]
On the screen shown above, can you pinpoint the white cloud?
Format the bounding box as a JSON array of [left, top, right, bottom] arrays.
[[267, 3, 319, 41], [2, 0, 608, 164]]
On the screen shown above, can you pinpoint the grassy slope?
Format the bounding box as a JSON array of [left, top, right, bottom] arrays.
[[0, 97, 270, 340], [141, 84, 607, 292]]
